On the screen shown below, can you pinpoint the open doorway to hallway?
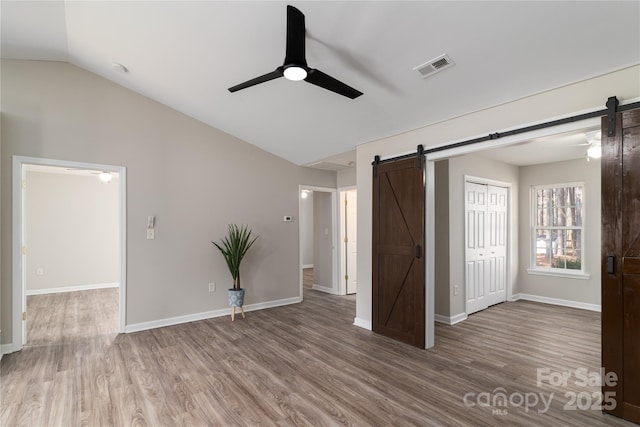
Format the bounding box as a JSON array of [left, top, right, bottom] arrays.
[[11, 157, 126, 353], [299, 187, 337, 296], [24, 165, 121, 347]]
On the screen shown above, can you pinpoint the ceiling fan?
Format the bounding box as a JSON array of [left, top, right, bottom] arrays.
[[228, 5, 363, 99]]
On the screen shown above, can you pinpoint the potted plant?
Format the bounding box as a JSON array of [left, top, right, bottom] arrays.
[[212, 224, 258, 321]]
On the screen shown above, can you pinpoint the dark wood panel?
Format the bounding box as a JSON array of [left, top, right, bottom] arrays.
[[622, 108, 640, 129], [602, 113, 624, 418], [623, 257, 640, 275], [372, 156, 425, 348], [621, 121, 640, 415], [602, 107, 640, 424]]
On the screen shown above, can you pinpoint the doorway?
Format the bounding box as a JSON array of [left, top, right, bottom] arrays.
[[11, 156, 127, 351], [464, 178, 510, 315], [298, 186, 338, 297]]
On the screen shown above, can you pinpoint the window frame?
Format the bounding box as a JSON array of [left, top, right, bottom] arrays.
[[527, 181, 590, 279]]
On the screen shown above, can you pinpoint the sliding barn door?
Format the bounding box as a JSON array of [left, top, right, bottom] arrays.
[[372, 156, 425, 348], [602, 107, 640, 423]]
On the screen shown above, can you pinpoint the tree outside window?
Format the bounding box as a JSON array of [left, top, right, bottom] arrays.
[[533, 183, 584, 272]]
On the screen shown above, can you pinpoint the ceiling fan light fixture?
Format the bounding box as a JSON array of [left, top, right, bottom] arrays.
[[283, 66, 307, 81]]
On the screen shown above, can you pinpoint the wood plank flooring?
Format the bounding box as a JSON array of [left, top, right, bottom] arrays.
[[302, 268, 314, 290], [1, 288, 636, 426]]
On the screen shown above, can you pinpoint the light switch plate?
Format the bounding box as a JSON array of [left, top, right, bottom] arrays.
[[147, 229, 155, 239]]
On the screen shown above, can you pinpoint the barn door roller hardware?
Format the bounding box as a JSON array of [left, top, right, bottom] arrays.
[[371, 96, 638, 168], [606, 96, 619, 137], [372, 145, 425, 167], [418, 96, 637, 155], [373, 155, 381, 178]]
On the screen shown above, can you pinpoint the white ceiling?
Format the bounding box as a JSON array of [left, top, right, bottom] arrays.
[[2, 1, 639, 166]]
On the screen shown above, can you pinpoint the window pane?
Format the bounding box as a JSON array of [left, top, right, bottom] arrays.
[[532, 184, 584, 272], [567, 250, 582, 270], [536, 229, 554, 267], [553, 207, 567, 226]]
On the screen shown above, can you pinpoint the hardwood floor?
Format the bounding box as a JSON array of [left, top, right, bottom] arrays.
[[1, 289, 635, 426], [302, 268, 314, 290]]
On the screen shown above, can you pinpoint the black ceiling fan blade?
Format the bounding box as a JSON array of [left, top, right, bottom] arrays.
[[228, 69, 284, 93], [284, 5, 307, 66], [305, 68, 363, 99]]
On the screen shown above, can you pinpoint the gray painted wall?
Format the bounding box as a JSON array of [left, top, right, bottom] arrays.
[[1, 59, 336, 344], [517, 158, 601, 304], [337, 167, 356, 188], [313, 192, 334, 289], [26, 171, 120, 292], [434, 160, 450, 317]]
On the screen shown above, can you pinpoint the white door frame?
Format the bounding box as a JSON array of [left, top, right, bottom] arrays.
[[338, 186, 357, 296], [425, 116, 601, 348], [298, 185, 339, 298], [463, 176, 512, 315], [11, 156, 127, 351]]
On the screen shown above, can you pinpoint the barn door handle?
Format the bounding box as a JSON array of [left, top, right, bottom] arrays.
[[607, 254, 615, 275], [415, 244, 422, 259]]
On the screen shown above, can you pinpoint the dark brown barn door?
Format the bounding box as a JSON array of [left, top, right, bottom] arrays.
[[602, 107, 640, 423], [372, 156, 425, 348]]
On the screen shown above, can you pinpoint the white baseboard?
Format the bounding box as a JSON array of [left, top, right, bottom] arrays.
[[302, 264, 314, 269], [125, 296, 302, 333], [435, 312, 468, 325], [511, 293, 601, 312], [311, 284, 339, 295], [1, 342, 20, 355], [353, 317, 372, 330], [27, 282, 119, 296]]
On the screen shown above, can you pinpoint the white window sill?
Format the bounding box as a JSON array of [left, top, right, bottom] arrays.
[[526, 268, 591, 280]]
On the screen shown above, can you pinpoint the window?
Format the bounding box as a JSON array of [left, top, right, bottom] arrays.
[[530, 183, 585, 276]]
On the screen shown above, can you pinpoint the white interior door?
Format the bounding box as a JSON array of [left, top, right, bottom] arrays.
[[485, 185, 508, 307], [465, 181, 508, 315], [345, 190, 357, 294], [465, 182, 488, 314]]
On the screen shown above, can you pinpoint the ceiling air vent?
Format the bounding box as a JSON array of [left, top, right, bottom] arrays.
[[414, 54, 455, 79]]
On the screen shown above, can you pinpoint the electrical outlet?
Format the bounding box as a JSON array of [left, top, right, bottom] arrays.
[[36, 268, 44, 276], [208, 282, 216, 292], [454, 285, 459, 296], [146, 229, 155, 240]]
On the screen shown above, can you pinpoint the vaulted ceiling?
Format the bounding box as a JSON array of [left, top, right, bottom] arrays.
[[2, 1, 639, 165]]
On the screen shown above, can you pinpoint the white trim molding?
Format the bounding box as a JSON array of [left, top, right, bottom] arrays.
[[526, 269, 590, 280], [302, 264, 314, 269], [125, 296, 302, 333], [353, 317, 372, 330], [434, 313, 468, 325], [1, 342, 20, 355], [26, 282, 119, 296], [311, 284, 339, 295], [511, 293, 600, 312]]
